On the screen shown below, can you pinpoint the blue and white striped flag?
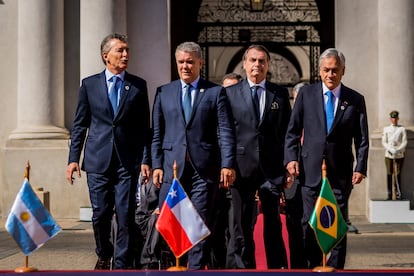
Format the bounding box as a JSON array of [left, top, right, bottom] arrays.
[[5, 178, 61, 256]]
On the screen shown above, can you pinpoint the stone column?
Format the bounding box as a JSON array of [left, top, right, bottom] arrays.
[[80, 0, 126, 79], [9, 0, 68, 139], [126, 0, 170, 107], [2, 0, 78, 219], [378, 0, 414, 126], [369, 0, 414, 212]]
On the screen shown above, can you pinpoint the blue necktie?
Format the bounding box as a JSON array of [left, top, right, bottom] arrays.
[[251, 86, 260, 119], [109, 76, 120, 115], [183, 84, 192, 123], [325, 91, 334, 132]]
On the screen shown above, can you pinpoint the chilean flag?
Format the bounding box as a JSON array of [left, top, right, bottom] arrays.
[[156, 178, 210, 258]]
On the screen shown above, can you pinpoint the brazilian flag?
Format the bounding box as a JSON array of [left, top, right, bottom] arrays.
[[309, 176, 348, 255]]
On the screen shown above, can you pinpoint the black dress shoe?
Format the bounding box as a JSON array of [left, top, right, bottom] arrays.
[[95, 258, 112, 270]]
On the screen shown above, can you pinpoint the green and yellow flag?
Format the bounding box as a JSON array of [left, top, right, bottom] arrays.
[[309, 175, 348, 255]]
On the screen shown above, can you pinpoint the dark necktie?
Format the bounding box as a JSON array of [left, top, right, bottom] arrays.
[[251, 85, 260, 119], [109, 76, 120, 115], [325, 91, 334, 132], [183, 84, 192, 123]]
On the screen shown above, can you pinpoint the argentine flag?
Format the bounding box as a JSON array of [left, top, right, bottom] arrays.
[[5, 178, 61, 256]]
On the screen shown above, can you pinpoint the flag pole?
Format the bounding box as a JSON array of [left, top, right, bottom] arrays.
[[166, 161, 187, 271], [15, 161, 38, 273], [173, 160, 177, 179], [312, 160, 335, 273]]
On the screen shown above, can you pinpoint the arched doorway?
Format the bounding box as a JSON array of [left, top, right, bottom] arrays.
[[170, 0, 334, 92], [199, 0, 333, 89]]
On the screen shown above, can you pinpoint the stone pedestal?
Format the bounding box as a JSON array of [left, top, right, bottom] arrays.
[[34, 187, 50, 212], [369, 200, 414, 223], [79, 206, 93, 222], [367, 128, 414, 220], [1, 139, 90, 219]]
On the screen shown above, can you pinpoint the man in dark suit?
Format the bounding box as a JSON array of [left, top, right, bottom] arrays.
[[225, 44, 291, 269], [66, 33, 151, 270], [284, 48, 369, 269], [151, 41, 236, 269]]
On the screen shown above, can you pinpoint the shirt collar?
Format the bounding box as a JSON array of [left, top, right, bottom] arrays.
[[105, 69, 126, 82], [181, 76, 200, 89], [247, 79, 266, 90], [322, 82, 341, 98]]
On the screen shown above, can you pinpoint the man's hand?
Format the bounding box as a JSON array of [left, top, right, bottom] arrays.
[[285, 161, 299, 189], [286, 161, 299, 176], [66, 162, 81, 185], [285, 173, 295, 189], [220, 168, 236, 189], [141, 164, 151, 185], [352, 172, 365, 185], [153, 169, 163, 188]]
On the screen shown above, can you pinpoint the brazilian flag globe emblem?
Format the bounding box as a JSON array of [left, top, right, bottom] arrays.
[[309, 176, 348, 254]]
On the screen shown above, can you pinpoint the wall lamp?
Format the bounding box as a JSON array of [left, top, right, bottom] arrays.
[[250, 0, 264, 12]]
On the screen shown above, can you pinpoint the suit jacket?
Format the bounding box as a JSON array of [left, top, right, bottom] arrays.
[[284, 82, 369, 189], [226, 80, 291, 186], [151, 79, 236, 184], [68, 70, 150, 174]]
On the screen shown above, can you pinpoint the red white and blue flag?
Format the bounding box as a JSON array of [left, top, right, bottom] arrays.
[[156, 178, 210, 258]]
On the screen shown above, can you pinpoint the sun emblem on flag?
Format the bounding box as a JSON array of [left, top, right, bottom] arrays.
[[20, 211, 30, 222]]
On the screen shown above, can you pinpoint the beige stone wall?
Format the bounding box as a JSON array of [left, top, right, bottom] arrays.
[[336, 0, 414, 217], [0, 1, 20, 218], [0, 0, 170, 219], [1, 0, 413, 221]]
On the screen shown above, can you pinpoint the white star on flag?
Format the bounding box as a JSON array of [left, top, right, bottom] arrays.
[[168, 189, 177, 198]]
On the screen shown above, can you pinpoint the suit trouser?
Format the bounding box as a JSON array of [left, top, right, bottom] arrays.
[[208, 188, 231, 268], [284, 180, 307, 269], [87, 156, 138, 269], [258, 181, 288, 269], [301, 184, 351, 269], [226, 182, 257, 269]]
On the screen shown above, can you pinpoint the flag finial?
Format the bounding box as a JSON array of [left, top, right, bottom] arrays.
[[322, 159, 327, 178], [173, 160, 177, 179], [24, 161, 30, 180]]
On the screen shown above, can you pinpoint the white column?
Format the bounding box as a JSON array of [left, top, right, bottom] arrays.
[[126, 0, 171, 107], [378, 0, 414, 126], [9, 0, 68, 139], [80, 0, 126, 79]]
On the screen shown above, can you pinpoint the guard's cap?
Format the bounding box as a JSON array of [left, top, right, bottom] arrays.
[[390, 110, 399, 118]]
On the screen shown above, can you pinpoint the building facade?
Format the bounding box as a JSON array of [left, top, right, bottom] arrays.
[[0, 0, 413, 220]]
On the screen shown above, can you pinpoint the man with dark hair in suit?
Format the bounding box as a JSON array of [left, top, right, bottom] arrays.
[[225, 44, 291, 269], [207, 72, 244, 269], [66, 33, 151, 270], [151, 41, 236, 269], [284, 48, 369, 269], [222, 73, 243, 88]]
